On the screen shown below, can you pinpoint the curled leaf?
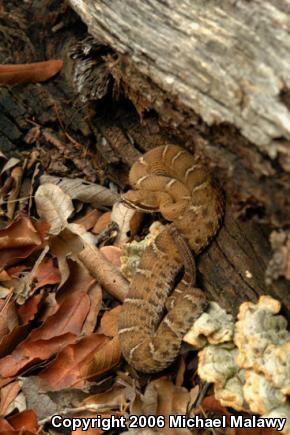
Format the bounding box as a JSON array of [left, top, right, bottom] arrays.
[[0, 60, 63, 84], [35, 184, 74, 235]]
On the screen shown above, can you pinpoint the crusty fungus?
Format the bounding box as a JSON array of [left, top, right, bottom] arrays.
[[185, 296, 290, 434]]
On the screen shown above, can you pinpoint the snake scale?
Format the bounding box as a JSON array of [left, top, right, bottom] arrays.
[[118, 144, 224, 373]]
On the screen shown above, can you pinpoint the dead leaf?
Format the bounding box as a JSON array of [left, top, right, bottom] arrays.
[[0, 270, 11, 281], [0, 216, 43, 247], [82, 283, 102, 335], [49, 229, 84, 287], [0, 291, 90, 377], [111, 202, 143, 246], [74, 209, 102, 230], [1, 158, 20, 175], [0, 299, 18, 340], [235, 428, 280, 435], [0, 418, 13, 431], [81, 335, 121, 380], [21, 376, 58, 419], [72, 414, 115, 435], [7, 409, 38, 432], [82, 385, 127, 410], [40, 175, 119, 207], [131, 378, 191, 435], [6, 265, 29, 278], [0, 333, 76, 378], [0, 216, 44, 269], [14, 245, 50, 305], [0, 381, 21, 416], [196, 396, 280, 435], [0, 59, 63, 84], [100, 306, 121, 337], [0, 323, 31, 360], [37, 334, 109, 391], [56, 259, 95, 304], [175, 355, 186, 387], [7, 166, 23, 220], [35, 184, 74, 235], [197, 395, 230, 417], [33, 258, 61, 290], [17, 293, 43, 325], [92, 212, 111, 234], [26, 291, 90, 341], [0, 287, 11, 299]]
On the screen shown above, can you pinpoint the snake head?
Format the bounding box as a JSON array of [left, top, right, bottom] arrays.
[[121, 190, 160, 212]]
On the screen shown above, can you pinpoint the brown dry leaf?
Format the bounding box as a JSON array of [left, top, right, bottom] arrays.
[[7, 166, 23, 220], [0, 270, 10, 281], [0, 158, 20, 175], [0, 59, 63, 84], [188, 385, 199, 410], [0, 216, 44, 269], [175, 355, 186, 387], [0, 299, 18, 340], [37, 333, 109, 391], [0, 333, 76, 378], [17, 293, 43, 324], [197, 396, 279, 435], [152, 378, 190, 417], [38, 293, 58, 323], [0, 216, 42, 246], [33, 258, 61, 290], [0, 380, 21, 416], [101, 306, 121, 337], [74, 209, 102, 230], [6, 409, 38, 433], [111, 202, 143, 246], [82, 385, 128, 410], [0, 291, 90, 377], [24, 291, 90, 340], [56, 259, 95, 304], [35, 184, 74, 235], [0, 287, 11, 299], [100, 246, 121, 268], [235, 429, 280, 435], [0, 416, 13, 431], [196, 395, 231, 417], [40, 175, 119, 208], [131, 378, 191, 435], [49, 229, 84, 287], [82, 283, 102, 335], [92, 211, 111, 234], [72, 413, 116, 435], [0, 323, 31, 360], [81, 335, 121, 380], [6, 265, 29, 278]]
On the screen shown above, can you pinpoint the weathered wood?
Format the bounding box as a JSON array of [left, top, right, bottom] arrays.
[[68, 0, 290, 227], [198, 205, 290, 315]]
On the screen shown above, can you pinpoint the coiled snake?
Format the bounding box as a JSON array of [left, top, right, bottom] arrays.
[[118, 145, 224, 373]]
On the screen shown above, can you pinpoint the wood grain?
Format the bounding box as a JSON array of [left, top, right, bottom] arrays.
[[68, 0, 290, 228]]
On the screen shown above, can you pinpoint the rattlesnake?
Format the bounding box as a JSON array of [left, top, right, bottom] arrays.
[[118, 144, 224, 373]]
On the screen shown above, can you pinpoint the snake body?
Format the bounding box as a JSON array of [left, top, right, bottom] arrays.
[[118, 145, 224, 373]]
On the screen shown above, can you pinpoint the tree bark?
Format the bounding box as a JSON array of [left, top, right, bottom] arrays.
[[68, 0, 290, 227]]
